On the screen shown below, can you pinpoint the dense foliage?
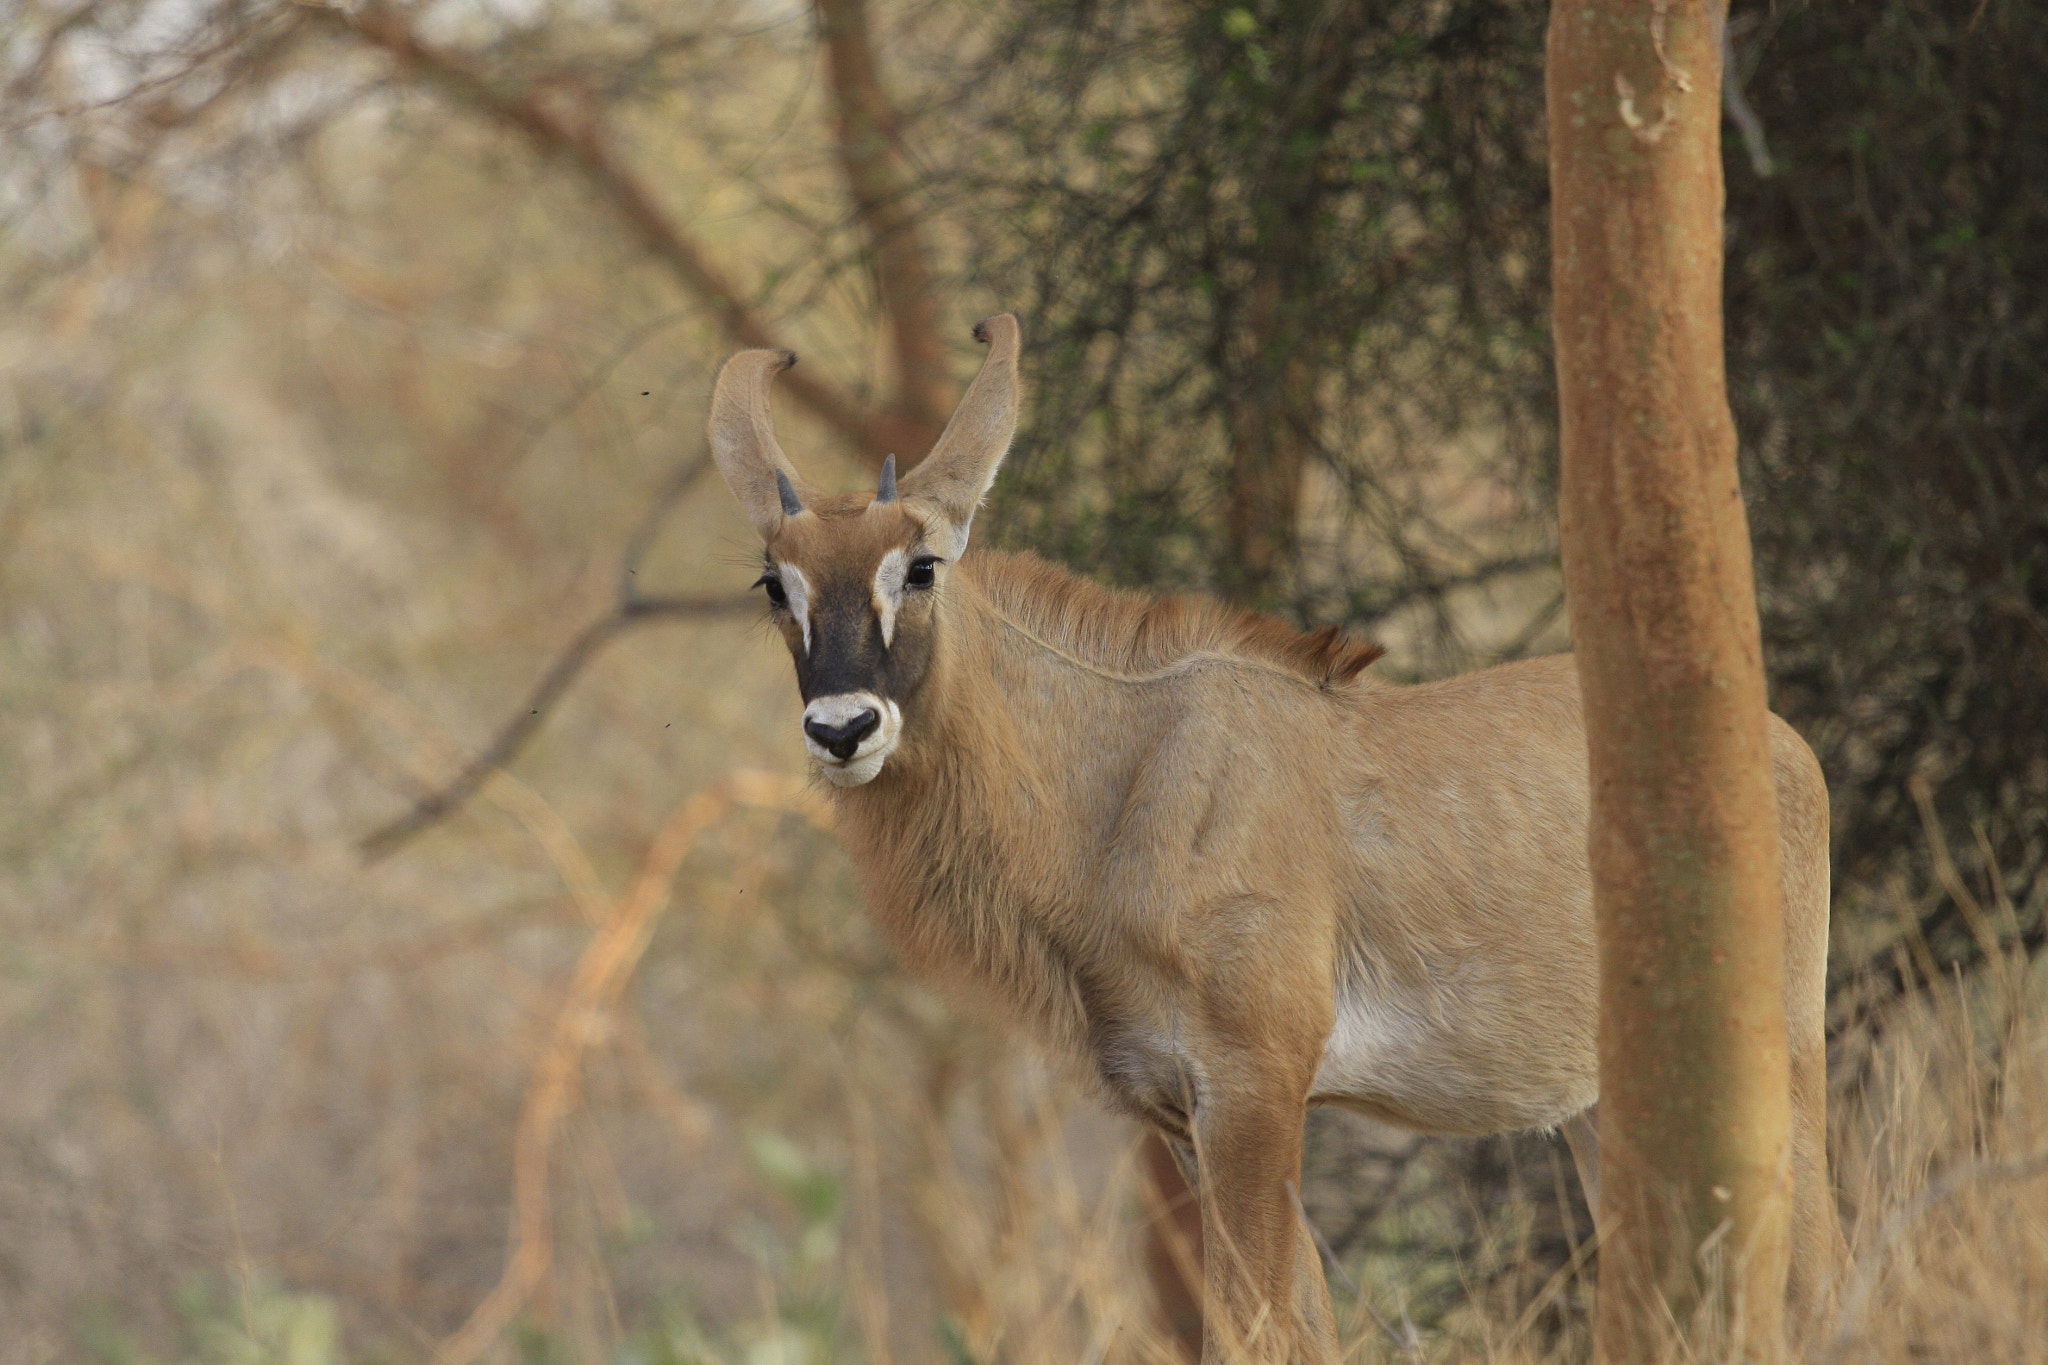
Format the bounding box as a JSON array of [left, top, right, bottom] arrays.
[[1724, 0, 2048, 1001], [965, 0, 1558, 668]]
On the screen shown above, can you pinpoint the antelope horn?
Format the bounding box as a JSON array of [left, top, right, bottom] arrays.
[[900, 314, 1021, 548], [709, 348, 819, 539], [875, 454, 898, 504]]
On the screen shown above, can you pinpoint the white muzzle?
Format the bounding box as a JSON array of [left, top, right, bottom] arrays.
[[802, 692, 902, 787]]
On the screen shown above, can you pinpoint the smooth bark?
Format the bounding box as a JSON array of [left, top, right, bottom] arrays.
[[1547, 0, 1794, 1358]]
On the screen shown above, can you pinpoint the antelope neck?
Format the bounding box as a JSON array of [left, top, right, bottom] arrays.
[[836, 569, 1171, 873]]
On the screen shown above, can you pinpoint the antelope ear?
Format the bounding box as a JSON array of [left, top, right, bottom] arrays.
[[709, 348, 822, 540], [900, 314, 1020, 557]]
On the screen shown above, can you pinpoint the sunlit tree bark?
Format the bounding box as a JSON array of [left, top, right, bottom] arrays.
[[1547, 0, 1793, 1358]]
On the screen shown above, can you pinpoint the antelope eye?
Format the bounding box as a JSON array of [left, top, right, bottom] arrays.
[[905, 555, 942, 589], [754, 572, 788, 608]]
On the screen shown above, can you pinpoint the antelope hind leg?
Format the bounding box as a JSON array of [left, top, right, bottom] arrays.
[[1786, 1033, 1846, 1337]]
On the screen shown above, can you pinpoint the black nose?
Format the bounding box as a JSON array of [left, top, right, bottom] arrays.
[[805, 709, 879, 762]]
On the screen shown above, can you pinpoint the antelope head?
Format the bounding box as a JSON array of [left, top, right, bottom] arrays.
[[710, 315, 1020, 787]]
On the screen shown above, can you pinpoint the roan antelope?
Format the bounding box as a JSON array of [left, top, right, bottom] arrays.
[[709, 315, 1839, 1363]]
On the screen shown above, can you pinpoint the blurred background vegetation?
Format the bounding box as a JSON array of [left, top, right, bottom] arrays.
[[2, 0, 2042, 1361]]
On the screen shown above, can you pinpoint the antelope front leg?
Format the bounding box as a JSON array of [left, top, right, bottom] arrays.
[[1190, 1074, 1336, 1365]]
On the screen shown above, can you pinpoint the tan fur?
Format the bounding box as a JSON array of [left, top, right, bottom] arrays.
[[710, 318, 1842, 1364], [957, 551, 1386, 687]]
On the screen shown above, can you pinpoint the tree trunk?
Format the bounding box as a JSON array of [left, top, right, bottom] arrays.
[[815, 0, 953, 458], [1222, 272, 1316, 607], [1546, 1, 1793, 1360], [1215, 4, 1362, 609]]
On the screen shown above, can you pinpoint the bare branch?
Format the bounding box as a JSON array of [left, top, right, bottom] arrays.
[[1720, 19, 1775, 178], [357, 595, 750, 861], [431, 785, 731, 1365], [359, 447, 750, 862], [308, 3, 920, 462]]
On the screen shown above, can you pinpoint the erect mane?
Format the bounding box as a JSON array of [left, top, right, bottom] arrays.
[[963, 550, 1385, 688]]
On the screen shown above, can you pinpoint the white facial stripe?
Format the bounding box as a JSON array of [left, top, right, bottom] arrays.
[[872, 548, 908, 648], [779, 562, 812, 654]]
